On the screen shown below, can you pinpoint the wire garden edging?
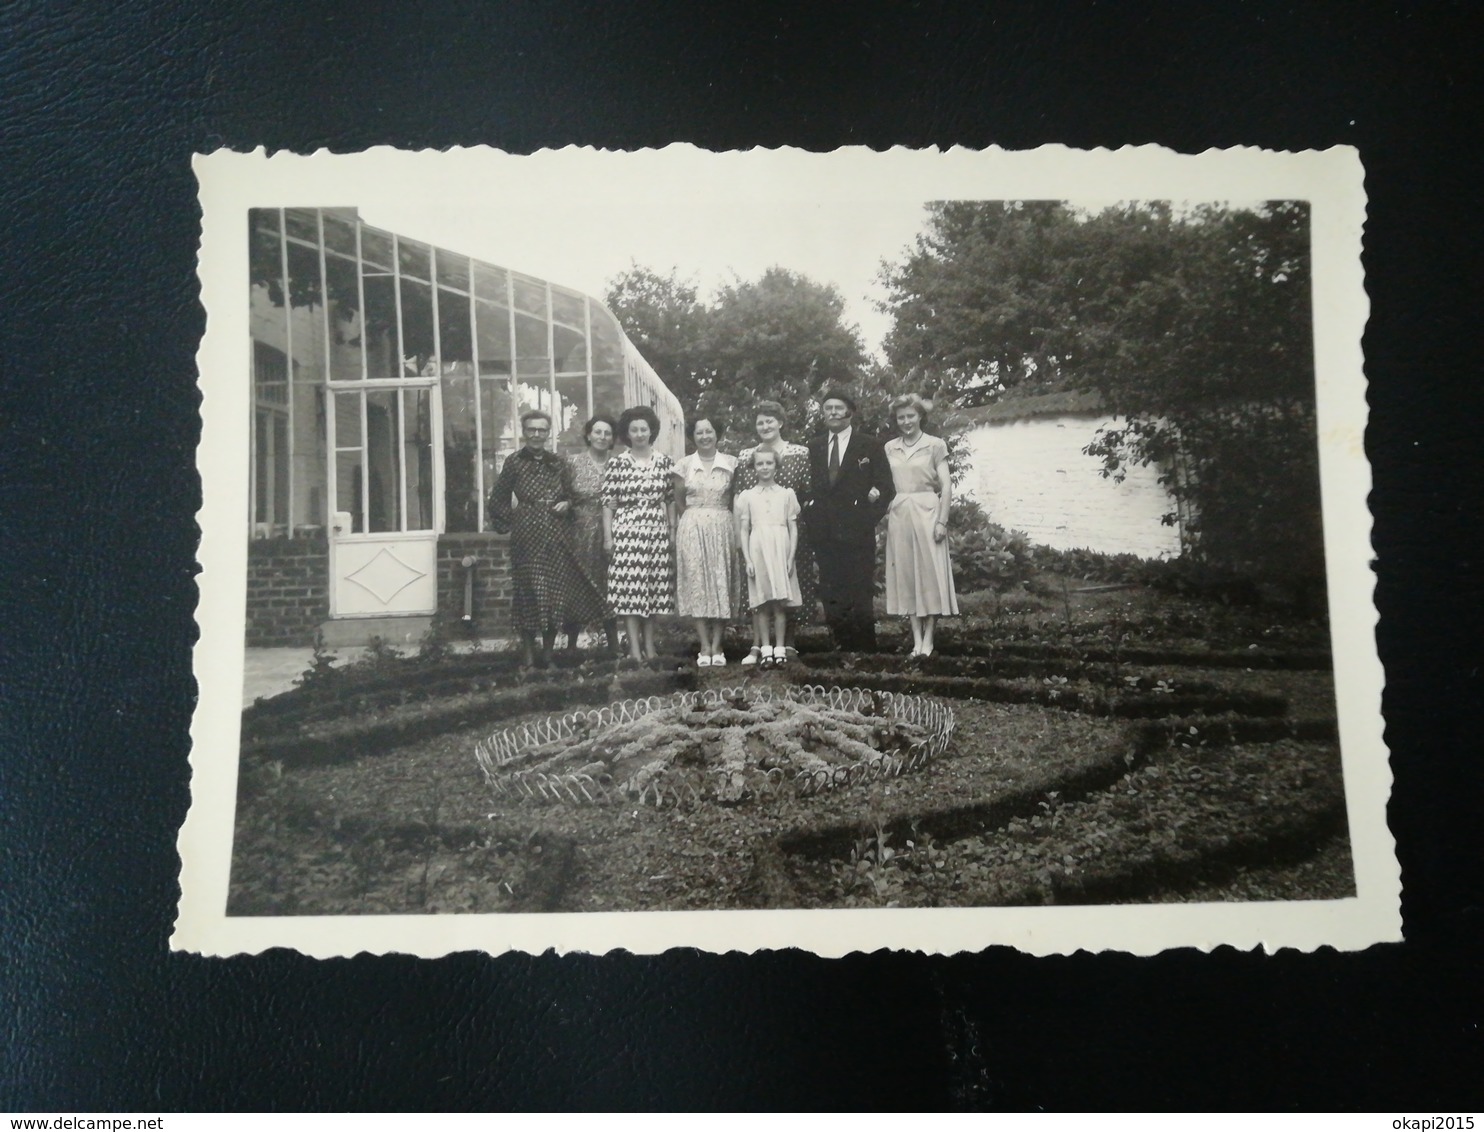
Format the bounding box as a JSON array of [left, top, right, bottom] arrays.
[[475, 684, 956, 808]]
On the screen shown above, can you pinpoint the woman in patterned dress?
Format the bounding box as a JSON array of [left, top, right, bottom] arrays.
[[733, 400, 816, 666], [487, 409, 605, 668], [563, 414, 622, 656], [673, 415, 739, 667], [602, 405, 677, 662], [883, 393, 958, 659]]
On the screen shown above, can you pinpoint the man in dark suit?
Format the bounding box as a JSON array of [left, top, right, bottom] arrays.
[[805, 390, 896, 651]]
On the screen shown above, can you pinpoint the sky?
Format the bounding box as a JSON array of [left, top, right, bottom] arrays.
[[360, 197, 935, 360]]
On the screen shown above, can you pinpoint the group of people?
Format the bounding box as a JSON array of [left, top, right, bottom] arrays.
[[485, 391, 959, 668]]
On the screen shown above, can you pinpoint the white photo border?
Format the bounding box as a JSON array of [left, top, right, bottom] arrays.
[[177, 144, 1395, 957]]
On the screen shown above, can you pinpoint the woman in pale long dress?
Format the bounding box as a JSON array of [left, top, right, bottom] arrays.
[[673, 416, 739, 667], [564, 414, 622, 656], [733, 447, 801, 667], [883, 393, 958, 658]]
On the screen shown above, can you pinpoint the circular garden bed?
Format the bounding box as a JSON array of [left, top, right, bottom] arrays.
[[229, 625, 1349, 916]]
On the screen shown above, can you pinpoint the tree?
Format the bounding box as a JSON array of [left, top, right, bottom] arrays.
[[603, 265, 713, 413], [607, 265, 870, 443], [880, 201, 1088, 402], [701, 268, 869, 439], [1081, 202, 1319, 583], [880, 200, 1323, 586]]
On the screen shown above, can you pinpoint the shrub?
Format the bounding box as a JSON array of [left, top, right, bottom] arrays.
[[949, 498, 1034, 594], [1028, 544, 1149, 585]]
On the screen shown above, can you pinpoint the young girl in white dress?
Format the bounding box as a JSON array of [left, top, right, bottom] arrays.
[[733, 447, 801, 668]]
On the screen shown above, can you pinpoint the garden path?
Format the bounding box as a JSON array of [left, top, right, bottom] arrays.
[[241, 636, 536, 707]]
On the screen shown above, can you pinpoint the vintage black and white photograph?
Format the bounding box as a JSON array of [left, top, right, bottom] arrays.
[[178, 145, 1391, 957]]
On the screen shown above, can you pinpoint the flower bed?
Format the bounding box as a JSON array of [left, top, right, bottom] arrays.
[[475, 685, 955, 808]]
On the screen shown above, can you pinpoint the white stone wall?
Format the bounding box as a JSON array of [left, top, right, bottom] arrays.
[[960, 414, 1181, 558]]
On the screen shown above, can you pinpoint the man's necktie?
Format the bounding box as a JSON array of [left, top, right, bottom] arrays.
[[829, 434, 840, 485]]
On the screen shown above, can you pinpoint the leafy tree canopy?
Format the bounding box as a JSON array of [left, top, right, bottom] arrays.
[[879, 200, 1321, 580], [880, 200, 1312, 411], [603, 265, 712, 409], [606, 265, 879, 442]]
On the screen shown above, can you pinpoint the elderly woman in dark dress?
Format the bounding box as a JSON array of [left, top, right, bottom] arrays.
[[563, 414, 622, 656], [487, 409, 604, 668]]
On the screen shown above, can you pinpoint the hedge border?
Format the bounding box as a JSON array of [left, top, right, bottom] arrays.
[[798, 640, 1332, 671], [242, 651, 631, 737], [774, 718, 1345, 907], [240, 668, 695, 768], [802, 651, 1240, 686], [790, 667, 1289, 719], [775, 714, 1336, 867]]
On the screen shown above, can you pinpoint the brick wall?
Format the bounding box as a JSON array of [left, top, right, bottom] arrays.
[[436, 533, 514, 637], [245, 535, 329, 647], [962, 414, 1182, 558], [245, 532, 518, 646]]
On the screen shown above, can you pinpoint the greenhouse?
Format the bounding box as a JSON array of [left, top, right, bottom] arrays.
[[245, 206, 683, 646]]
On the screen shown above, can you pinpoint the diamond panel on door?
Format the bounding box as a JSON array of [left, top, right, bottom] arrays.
[[330, 537, 438, 617]]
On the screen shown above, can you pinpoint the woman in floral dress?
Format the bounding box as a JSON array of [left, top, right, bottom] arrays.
[[602, 405, 676, 662], [564, 414, 622, 656], [487, 410, 605, 668], [673, 415, 739, 666], [733, 399, 816, 664]]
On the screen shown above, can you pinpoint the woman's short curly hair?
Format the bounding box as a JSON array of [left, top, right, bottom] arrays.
[[582, 414, 618, 443], [685, 415, 726, 442], [889, 393, 934, 431], [616, 405, 661, 445], [752, 400, 789, 429], [520, 409, 553, 431]]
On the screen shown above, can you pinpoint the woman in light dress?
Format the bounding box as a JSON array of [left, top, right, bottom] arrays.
[[883, 393, 958, 658], [601, 406, 676, 663], [733, 399, 814, 665], [673, 416, 740, 667], [733, 447, 801, 668], [564, 414, 622, 656]]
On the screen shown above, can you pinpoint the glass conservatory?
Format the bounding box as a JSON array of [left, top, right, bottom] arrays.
[[246, 206, 683, 645]]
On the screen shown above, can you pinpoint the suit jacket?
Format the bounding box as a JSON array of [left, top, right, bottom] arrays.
[[806, 428, 895, 544]]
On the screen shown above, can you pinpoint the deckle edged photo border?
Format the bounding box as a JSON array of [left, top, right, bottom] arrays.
[[177, 143, 1395, 958]]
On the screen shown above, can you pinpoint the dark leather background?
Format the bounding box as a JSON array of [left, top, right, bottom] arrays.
[[2, 2, 1479, 1110]]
